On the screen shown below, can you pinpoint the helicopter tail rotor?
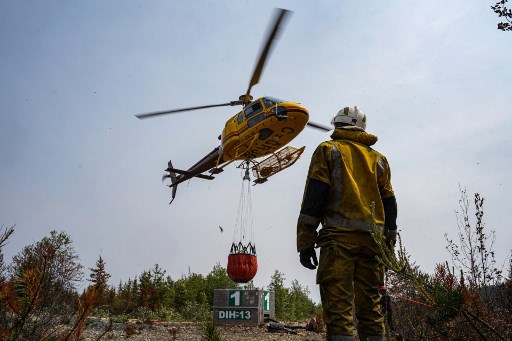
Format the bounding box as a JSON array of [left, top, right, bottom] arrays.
[[163, 160, 179, 204]]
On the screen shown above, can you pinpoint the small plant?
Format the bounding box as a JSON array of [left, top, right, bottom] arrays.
[[168, 326, 178, 340], [201, 320, 222, 341], [124, 323, 137, 337]]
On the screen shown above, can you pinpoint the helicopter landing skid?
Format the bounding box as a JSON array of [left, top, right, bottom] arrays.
[[209, 157, 236, 175], [253, 178, 268, 185]]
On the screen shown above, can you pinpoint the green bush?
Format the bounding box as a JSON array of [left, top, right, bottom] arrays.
[[201, 320, 222, 341], [180, 302, 211, 321]]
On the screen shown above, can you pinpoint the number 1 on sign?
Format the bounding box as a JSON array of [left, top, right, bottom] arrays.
[[264, 291, 270, 311], [230, 291, 241, 306]]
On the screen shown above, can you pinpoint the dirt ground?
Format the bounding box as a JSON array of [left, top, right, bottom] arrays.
[[82, 321, 327, 341]]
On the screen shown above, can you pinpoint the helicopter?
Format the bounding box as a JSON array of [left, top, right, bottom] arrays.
[[136, 8, 330, 203]]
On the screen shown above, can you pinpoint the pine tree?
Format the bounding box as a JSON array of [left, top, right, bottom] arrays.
[[268, 270, 289, 320], [88, 256, 111, 308]]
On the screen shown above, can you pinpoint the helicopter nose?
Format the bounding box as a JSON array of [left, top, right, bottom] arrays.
[[271, 106, 288, 121]]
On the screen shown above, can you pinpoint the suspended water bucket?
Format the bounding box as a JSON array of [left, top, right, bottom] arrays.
[[227, 242, 257, 283], [227, 253, 258, 283], [227, 165, 258, 283]]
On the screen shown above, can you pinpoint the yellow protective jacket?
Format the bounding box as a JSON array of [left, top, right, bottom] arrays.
[[297, 128, 395, 251]]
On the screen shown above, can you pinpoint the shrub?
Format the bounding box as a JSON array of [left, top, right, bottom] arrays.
[[201, 320, 222, 341]]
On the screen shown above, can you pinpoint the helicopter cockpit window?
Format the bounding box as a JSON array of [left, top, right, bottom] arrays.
[[237, 111, 243, 124], [263, 97, 284, 108], [244, 101, 263, 119]]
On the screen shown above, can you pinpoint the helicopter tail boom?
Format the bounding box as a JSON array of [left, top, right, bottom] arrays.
[[164, 146, 223, 204], [166, 167, 215, 180]]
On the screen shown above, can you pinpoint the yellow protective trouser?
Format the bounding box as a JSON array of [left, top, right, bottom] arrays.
[[317, 242, 384, 337]]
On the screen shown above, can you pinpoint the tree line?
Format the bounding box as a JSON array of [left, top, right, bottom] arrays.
[[89, 260, 318, 323], [1, 188, 511, 339], [0, 226, 318, 339]]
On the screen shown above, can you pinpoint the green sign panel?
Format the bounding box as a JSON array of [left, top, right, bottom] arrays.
[[263, 291, 270, 311]]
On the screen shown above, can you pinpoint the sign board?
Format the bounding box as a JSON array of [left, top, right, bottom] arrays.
[[213, 289, 275, 326]]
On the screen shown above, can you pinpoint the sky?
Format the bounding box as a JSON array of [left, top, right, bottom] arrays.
[[1, 1, 511, 303]]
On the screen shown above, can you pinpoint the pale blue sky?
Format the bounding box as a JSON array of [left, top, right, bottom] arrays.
[[1, 1, 511, 302]]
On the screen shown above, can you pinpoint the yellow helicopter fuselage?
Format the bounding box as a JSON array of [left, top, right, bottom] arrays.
[[220, 97, 309, 162], [160, 97, 313, 203]]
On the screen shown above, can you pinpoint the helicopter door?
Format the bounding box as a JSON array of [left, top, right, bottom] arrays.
[[245, 101, 264, 128]]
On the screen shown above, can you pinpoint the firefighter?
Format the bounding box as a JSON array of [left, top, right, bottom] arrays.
[[297, 106, 398, 341]]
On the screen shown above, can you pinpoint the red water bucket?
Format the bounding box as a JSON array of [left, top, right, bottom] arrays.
[[227, 253, 258, 283]]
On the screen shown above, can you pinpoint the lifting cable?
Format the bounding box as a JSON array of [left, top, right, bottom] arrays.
[[231, 163, 256, 255], [227, 161, 258, 283]]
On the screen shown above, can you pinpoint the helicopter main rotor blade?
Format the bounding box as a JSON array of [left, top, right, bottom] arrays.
[[244, 8, 292, 101], [135, 101, 242, 119], [307, 121, 332, 132]]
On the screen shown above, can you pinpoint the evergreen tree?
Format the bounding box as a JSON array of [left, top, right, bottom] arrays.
[[131, 277, 139, 307], [288, 279, 316, 320], [88, 256, 111, 308], [268, 270, 289, 320], [205, 263, 240, 305], [174, 280, 188, 313], [138, 264, 170, 311]]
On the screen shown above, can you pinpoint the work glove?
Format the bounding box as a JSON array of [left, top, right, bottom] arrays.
[[384, 228, 397, 250], [299, 248, 318, 270]]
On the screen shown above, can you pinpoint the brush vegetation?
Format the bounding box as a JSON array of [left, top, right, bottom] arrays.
[[1, 188, 511, 339]]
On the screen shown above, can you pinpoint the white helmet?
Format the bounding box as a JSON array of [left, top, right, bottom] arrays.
[[331, 106, 367, 130]]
